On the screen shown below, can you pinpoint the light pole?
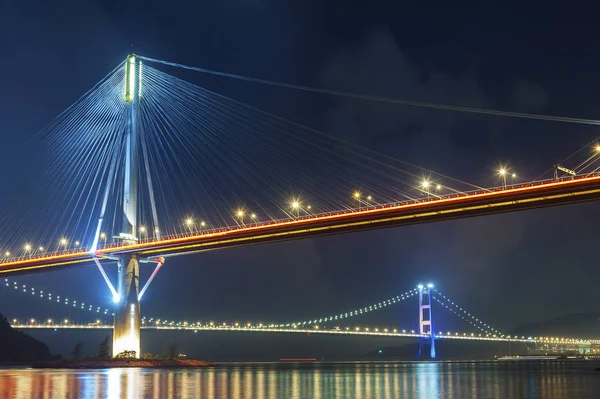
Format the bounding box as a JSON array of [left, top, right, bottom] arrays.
[[236, 210, 245, 225], [421, 180, 430, 198], [291, 201, 300, 218], [498, 168, 507, 188], [353, 191, 361, 210]]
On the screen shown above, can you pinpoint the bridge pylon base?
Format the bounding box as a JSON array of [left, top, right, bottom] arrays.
[[113, 254, 141, 358], [418, 336, 436, 359]]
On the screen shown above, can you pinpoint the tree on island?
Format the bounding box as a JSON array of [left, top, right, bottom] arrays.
[[71, 342, 83, 360], [115, 350, 136, 359], [97, 336, 110, 359], [163, 343, 178, 359]]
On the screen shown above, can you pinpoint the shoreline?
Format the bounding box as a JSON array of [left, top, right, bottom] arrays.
[[31, 359, 215, 369]]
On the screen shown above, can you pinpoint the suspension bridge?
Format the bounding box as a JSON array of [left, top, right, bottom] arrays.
[[1, 54, 600, 358], [4, 277, 599, 359]]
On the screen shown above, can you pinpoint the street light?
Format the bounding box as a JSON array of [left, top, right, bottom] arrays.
[[353, 191, 361, 209], [250, 213, 257, 221], [291, 201, 300, 218], [236, 209, 245, 225], [595, 144, 600, 153], [4, 251, 10, 257], [421, 180, 431, 198], [185, 218, 193, 232], [498, 168, 507, 188], [24, 244, 32, 252], [74, 241, 80, 247]]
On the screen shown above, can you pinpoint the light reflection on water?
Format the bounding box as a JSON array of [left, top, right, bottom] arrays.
[[0, 361, 599, 398]]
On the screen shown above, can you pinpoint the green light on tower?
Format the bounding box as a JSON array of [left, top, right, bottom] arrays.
[[125, 54, 136, 103]]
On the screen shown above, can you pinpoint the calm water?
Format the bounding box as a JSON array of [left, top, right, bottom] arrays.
[[1, 361, 599, 398]]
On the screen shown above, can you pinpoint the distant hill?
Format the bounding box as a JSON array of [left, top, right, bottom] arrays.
[[509, 312, 600, 339], [0, 313, 59, 363]]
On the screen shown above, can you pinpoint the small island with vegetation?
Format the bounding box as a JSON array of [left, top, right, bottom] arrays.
[[0, 313, 213, 368]]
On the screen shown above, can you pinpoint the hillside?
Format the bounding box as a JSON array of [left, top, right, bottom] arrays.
[[510, 312, 600, 338], [0, 313, 58, 363]]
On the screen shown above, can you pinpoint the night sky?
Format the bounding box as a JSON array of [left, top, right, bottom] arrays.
[[1, 1, 600, 356]]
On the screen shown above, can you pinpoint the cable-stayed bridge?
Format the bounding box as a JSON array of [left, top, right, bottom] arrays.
[[1, 54, 600, 357]]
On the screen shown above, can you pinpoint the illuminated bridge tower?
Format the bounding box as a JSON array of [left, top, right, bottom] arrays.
[[113, 54, 141, 357], [418, 284, 436, 359]]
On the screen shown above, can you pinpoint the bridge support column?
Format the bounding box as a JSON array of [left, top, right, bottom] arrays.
[[418, 284, 436, 359], [113, 254, 141, 357]]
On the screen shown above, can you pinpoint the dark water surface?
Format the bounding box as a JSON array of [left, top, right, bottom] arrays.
[[1, 361, 599, 398]]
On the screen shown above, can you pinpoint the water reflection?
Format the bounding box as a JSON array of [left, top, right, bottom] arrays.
[[0, 361, 598, 398]]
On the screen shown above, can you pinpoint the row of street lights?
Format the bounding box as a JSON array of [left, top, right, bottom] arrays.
[[7, 145, 600, 259]]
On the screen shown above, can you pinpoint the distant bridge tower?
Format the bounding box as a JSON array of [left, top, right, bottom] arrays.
[[113, 54, 141, 357], [418, 284, 436, 359]]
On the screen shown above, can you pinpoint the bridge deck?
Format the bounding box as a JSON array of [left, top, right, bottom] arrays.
[[2, 174, 600, 275], [13, 324, 600, 345]]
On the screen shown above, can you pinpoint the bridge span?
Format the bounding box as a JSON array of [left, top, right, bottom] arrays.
[[2, 174, 600, 276]]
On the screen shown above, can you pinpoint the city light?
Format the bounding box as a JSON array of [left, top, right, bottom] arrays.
[[595, 144, 600, 153], [24, 244, 31, 252], [75, 241, 80, 246], [4, 251, 10, 256], [427, 283, 434, 288], [38, 247, 44, 251], [113, 294, 121, 303], [200, 221, 206, 227], [250, 213, 257, 219], [185, 218, 193, 226], [353, 191, 360, 199], [60, 238, 67, 246], [100, 232, 106, 239], [421, 180, 430, 189], [417, 284, 424, 290], [236, 210, 244, 217], [291, 201, 300, 209], [498, 168, 506, 176], [139, 226, 146, 233]]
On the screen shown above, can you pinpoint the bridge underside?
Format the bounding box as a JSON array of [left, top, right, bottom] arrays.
[[2, 175, 600, 276]]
